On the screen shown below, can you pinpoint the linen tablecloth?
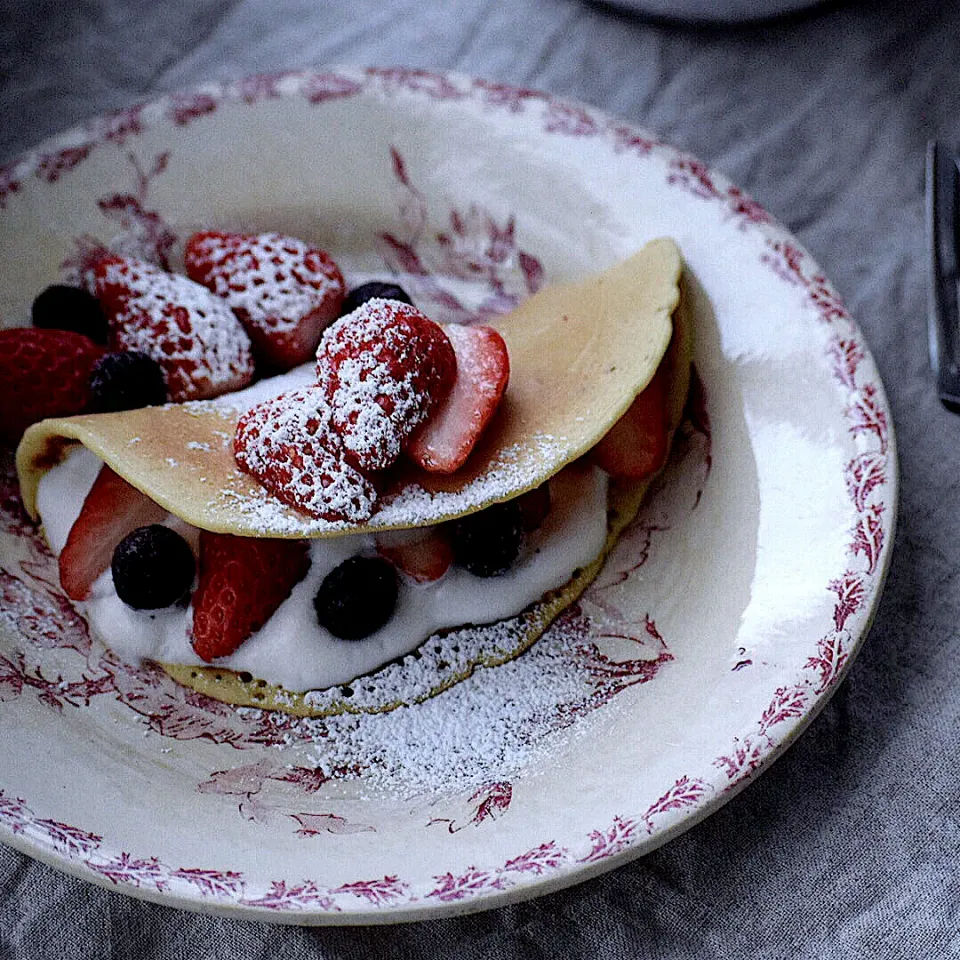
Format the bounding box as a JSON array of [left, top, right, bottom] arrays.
[[2, 0, 958, 956]]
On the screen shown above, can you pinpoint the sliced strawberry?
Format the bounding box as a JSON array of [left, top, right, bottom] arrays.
[[234, 387, 378, 523], [406, 323, 509, 474], [591, 362, 669, 479], [191, 532, 310, 661], [58, 465, 167, 601], [184, 231, 345, 370], [316, 299, 456, 472], [92, 254, 254, 402], [0, 329, 105, 444], [376, 527, 453, 583], [516, 482, 551, 532]]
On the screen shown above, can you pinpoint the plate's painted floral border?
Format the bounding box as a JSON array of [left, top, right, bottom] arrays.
[[0, 67, 894, 919]]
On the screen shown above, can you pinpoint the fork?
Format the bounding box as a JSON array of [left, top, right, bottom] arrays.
[[926, 140, 960, 410]]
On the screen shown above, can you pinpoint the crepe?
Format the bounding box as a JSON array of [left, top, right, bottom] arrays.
[[16, 238, 681, 537], [164, 274, 693, 716], [15, 238, 691, 717]]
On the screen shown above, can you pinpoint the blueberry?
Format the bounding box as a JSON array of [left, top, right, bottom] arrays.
[[89, 350, 167, 413], [450, 501, 524, 577], [112, 525, 195, 610], [32, 285, 108, 344], [340, 281, 413, 316], [314, 556, 398, 640]]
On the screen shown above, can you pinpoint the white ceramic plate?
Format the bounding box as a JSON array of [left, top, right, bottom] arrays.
[[0, 68, 896, 923]]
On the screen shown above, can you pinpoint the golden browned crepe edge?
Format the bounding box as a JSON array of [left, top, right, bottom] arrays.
[[160, 275, 694, 717]]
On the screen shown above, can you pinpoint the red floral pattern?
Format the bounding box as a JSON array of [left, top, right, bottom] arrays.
[[667, 155, 773, 226], [0, 162, 21, 210], [35, 146, 92, 184], [377, 146, 544, 324]]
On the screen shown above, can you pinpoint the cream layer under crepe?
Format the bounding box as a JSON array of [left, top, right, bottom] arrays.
[[15, 239, 691, 717]]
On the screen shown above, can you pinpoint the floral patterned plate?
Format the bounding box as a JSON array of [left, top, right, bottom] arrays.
[[0, 68, 896, 923]]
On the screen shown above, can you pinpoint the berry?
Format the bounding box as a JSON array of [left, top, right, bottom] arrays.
[[449, 500, 523, 578], [0, 328, 105, 444], [59, 465, 168, 601], [517, 482, 551, 532], [376, 527, 453, 583], [91, 254, 254, 402], [591, 362, 669, 479], [340, 281, 413, 316], [88, 350, 167, 413], [111, 524, 196, 610], [184, 231, 345, 370], [314, 556, 398, 640], [234, 388, 378, 523], [316, 299, 456, 472], [32, 284, 108, 344], [407, 323, 509, 474], [191, 532, 311, 662]]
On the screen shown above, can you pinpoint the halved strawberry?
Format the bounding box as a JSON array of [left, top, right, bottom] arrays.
[[92, 254, 254, 402], [406, 323, 509, 474], [591, 362, 669, 479], [191, 532, 310, 662], [233, 387, 378, 523], [376, 527, 453, 583], [58, 465, 167, 601], [316, 299, 456, 472], [184, 231, 345, 370], [0, 329, 105, 444]]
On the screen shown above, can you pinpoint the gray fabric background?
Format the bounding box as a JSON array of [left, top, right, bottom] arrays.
[[1, 0, 958, 956]]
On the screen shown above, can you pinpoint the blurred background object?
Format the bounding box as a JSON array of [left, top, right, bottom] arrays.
[[598, 0, 827, 23]]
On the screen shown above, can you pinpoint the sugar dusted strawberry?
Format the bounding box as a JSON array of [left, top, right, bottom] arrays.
[[185, 231, 345, 370], [92, 254, 254, 402], [376, 527, 453, 583], [316, 299, 456, 472], [191, 532, 310, 662], [591, 363, 669, 479], [58, 465, 168, 601], [0, 328, 105, 444], [234, 387, 378, 523], [407, 323, 509, 474]]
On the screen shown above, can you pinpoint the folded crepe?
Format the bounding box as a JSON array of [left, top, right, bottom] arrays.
[[15, 238, 691, 717]]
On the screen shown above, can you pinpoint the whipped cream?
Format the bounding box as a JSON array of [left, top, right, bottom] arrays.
[[37, 445, 609, 692]]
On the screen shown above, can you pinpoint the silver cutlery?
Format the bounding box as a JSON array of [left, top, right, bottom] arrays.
[[926, 140, 960, 410]]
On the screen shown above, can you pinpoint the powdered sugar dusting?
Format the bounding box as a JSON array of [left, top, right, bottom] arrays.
[[301, 612, 659, 798], [187, 231, 344, 337], [233, 388, 377, 523], [95, 257, 254, 402], [317, 299, 455, 471], [215, 432, 565, 536], [183, 231, 345, 367]]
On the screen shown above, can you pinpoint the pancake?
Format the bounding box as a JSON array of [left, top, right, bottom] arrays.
[[17, 240, 691, 717]]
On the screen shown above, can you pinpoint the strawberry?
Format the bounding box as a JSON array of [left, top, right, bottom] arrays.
[[0, 328, 105, 444], [184, 231, 345, 370], [407, 323, 509, 474], [234, 387, 378, 523], [191, 532, 310, 661], [58, 465, 167, 601], [316, 299, 456, 472], [591, 362, 669, 479], [376, 527, 453, 583], [91, 254, 254, 402]]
